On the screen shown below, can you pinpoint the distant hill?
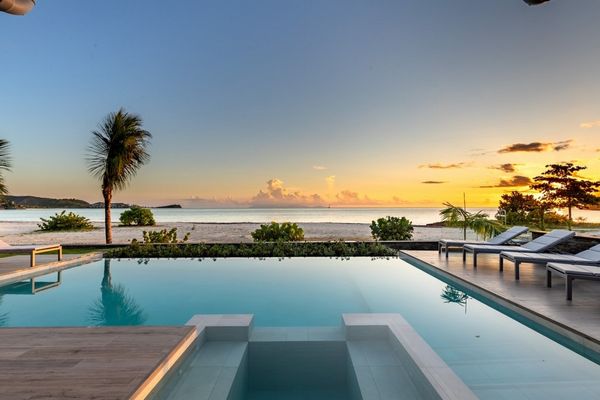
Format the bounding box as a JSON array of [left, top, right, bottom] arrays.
[[1, 195, 178, 209], [2, 195, 91, 209]]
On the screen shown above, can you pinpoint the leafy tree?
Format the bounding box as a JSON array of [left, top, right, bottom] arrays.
[[0, 139, 12, 198], [497, 191, 539, 225], [440, 202, 504, 240], [87, 109, 152, 243], [370, 216, 414, 240], [120, 206, 156, 226], [531, 163, 600, 229], [251, 222, 305, 242]]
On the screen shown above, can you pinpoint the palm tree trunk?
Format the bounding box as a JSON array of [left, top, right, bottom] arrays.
[[567, 202, 572, 230], [102, 259, 112, 290], [103, 189, 113, 244]]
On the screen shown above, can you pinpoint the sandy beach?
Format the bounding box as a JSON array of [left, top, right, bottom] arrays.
[[0, 221, 492, 245]]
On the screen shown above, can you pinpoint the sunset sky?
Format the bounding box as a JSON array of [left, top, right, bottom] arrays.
[[1, 0, 599, 207]]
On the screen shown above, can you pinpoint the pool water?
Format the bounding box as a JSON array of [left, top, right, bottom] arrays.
[[1, 257, 600, 399]]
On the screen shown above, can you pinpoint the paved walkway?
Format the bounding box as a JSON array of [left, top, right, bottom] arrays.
[[403, 250, 600, 349]]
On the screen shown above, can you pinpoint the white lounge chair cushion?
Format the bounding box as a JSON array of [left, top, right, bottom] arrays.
[[439, 239, 486, 246], [464, 244, 531, 253], [486, 226, 529, 245], [501, 252, 592, 263], [521, 229, 575, 252], [547, 262, 600, 276]]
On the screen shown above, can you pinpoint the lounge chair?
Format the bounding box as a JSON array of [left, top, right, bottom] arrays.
[[500, 244, 600, 280], [438, 226, 528, 258], [546, 262, 600, 300], [0, 239, 62, 267], [462, 229, 575, 269]]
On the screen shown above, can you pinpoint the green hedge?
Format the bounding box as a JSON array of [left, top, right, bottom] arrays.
[[105, 241, 397, 259]]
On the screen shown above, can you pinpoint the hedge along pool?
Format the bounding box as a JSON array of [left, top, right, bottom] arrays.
[[1, 257, 600, 399]]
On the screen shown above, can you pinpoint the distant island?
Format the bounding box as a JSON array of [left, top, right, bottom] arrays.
[[0, 195, 181, 209]]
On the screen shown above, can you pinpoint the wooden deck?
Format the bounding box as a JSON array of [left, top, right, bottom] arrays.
[[0, 326, 194, 400], [403, 250, 600, 350], [0, 253, 102, 286]]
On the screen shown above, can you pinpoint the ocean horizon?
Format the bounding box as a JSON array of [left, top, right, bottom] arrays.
[[1, 207, 599, 225]]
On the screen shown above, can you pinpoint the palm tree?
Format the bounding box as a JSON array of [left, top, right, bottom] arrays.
[[87, 109, 152, 244], [440, 202, 504, 240], [0, 139, 12, 199], [88, 259, 146, 326]]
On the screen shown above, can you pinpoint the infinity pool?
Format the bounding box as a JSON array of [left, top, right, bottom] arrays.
[[1, 257, 600, 399]]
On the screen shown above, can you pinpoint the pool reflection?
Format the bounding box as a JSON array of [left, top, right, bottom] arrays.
[[87, 259, 146, 326]]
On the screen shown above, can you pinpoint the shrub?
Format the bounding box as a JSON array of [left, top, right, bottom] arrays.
[[133, 228, 190, 244], [38, 211, 94, 231], [119, 206, 156, 226], [251, 222, 304, 242], [105, 240, 397, 259], [370, 216, 414, 241]]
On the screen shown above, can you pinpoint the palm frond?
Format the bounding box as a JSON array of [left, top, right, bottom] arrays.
[[86, 109, 152, 192], [0, 139, 11, 197]]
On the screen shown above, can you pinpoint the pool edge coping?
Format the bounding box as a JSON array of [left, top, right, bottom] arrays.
[[400, 250, 600, 358]]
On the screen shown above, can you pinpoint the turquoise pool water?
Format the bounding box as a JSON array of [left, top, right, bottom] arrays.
[[1, 257, 600, 399]]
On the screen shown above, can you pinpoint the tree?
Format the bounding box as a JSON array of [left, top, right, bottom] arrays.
[[0, 139, 12, 199], [440, 202, 505, 240], [531, 163, 600, 230], [497, 191, 539, 225], [87, 109, 152, 243]]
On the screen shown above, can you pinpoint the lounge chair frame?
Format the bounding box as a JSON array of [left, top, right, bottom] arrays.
[[546, 263, 600, 300], [462, 230, 575, 269], [0, 243, 62, 267], [438, 226, 528, 258]]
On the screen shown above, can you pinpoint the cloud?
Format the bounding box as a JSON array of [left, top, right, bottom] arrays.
[[334, 190, 376, 205], [250, 179, 325, 207], [480, 175, 533, 188], [185, 179, 409, 208], [419, 162, 468, 169], [421, 181, 446, 184], [490, 163, 518, 173], [313, 165, 327, 170], [580, 121, 600, 129], [498, 140, 572, 153]]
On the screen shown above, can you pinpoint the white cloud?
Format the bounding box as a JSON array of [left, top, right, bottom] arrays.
[[313, 165, 327, 170], [580, 121, 600, 129], [250, 179, 325, 208]]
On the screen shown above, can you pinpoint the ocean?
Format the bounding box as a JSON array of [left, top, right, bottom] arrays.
[[0, 207, 599, 225]]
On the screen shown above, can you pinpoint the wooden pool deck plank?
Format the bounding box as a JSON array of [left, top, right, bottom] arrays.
[[403, 250, 600, 346], [0, 326, 194, 400]]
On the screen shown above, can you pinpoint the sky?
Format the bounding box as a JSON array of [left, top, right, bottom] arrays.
[[1, 0, 599, 207]]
